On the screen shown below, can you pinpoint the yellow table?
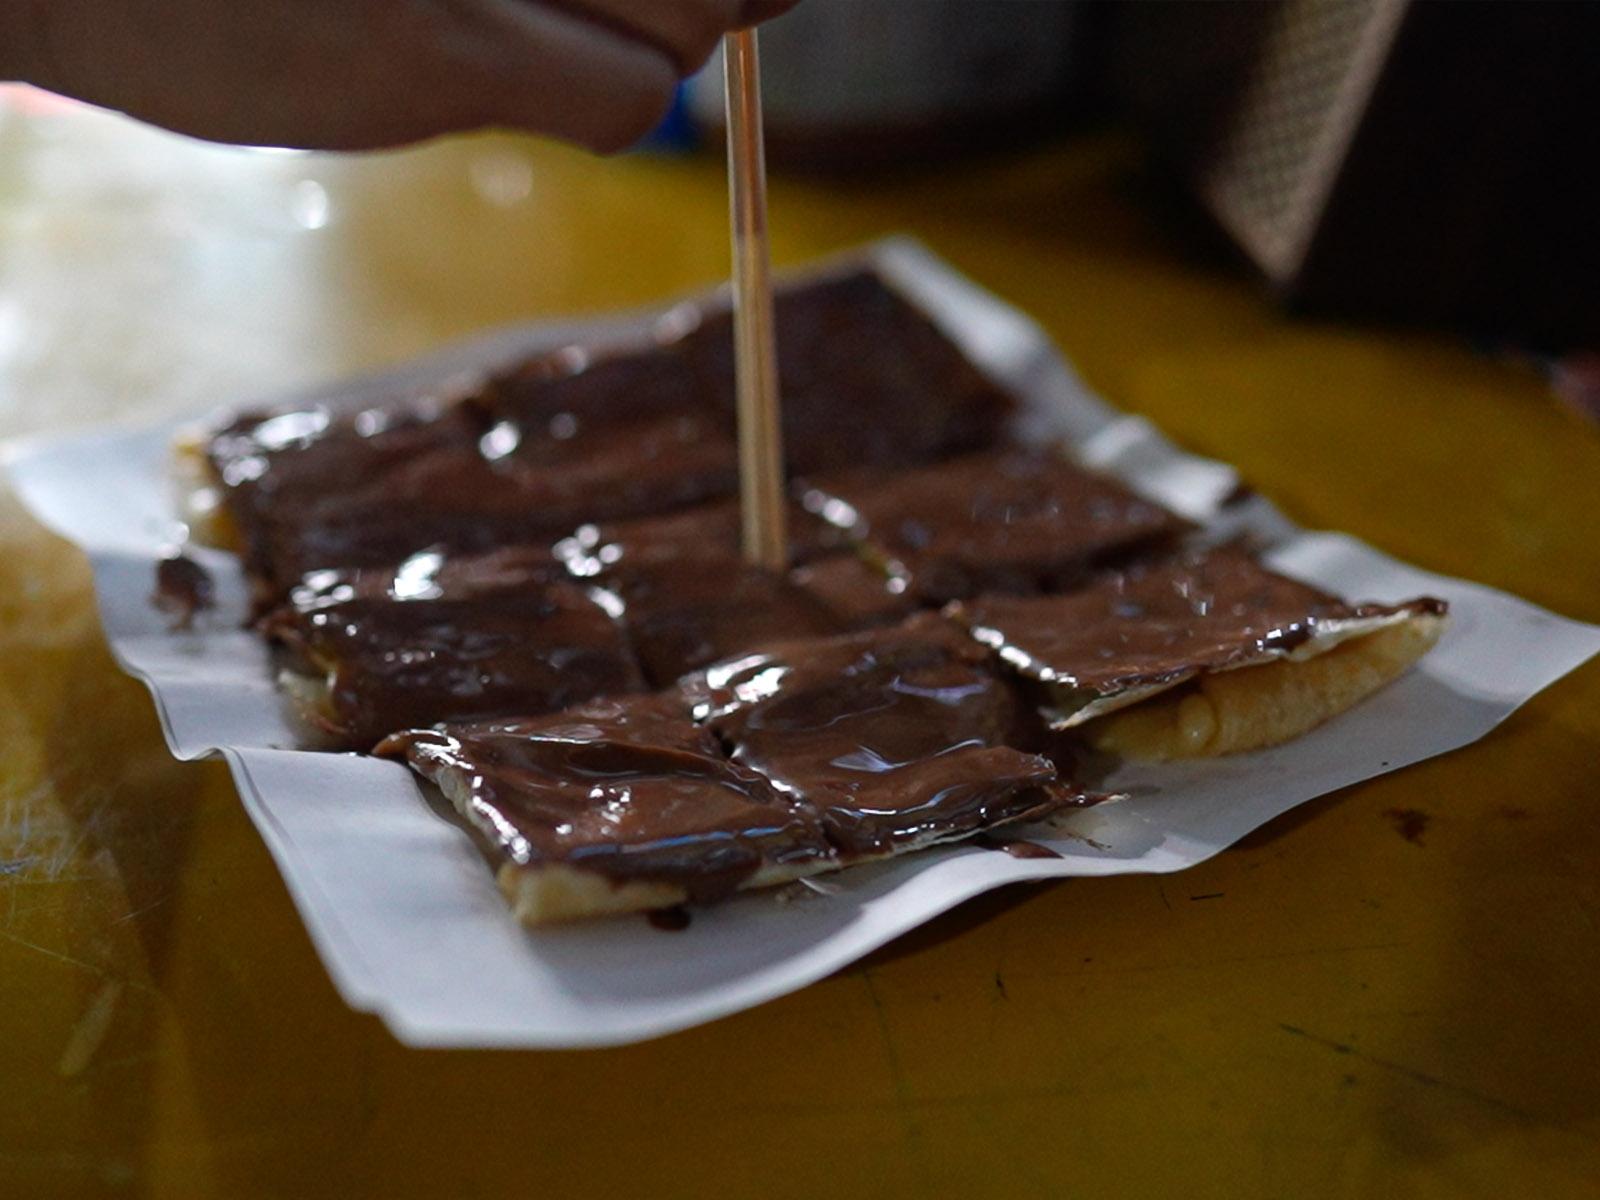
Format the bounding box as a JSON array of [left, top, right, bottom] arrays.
[[3, 101, 1598, 1199]]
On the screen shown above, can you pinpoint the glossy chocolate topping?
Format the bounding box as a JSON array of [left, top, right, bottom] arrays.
[[206, 394, 471, 523], [487, 269, 1013, 474], [208, 269, 1017, 599], [693, 270, 1015, 473], [799, 449, 1188, 603], [208, 308, 718, 565], [375, 695, 833, 901], [787, 553, 918, 629], [210, 336, 735, 598], [563, 505, 925, 685], [264, 546, 644, 749], [679, 616, 1078, 857], [556, 497, 840, 578], [479, 323, 715, 429], [600, 554, 846, 687], [954, 545, 1447, 696], [253, 409, 738, 595]]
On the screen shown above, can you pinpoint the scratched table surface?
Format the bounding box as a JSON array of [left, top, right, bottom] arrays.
[[2, 94, 1598, 1199]]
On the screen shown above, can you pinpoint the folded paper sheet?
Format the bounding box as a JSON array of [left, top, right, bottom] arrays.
[[7, 240, 1598, 1047]]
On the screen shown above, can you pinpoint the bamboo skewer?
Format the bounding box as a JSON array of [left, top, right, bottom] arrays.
[[722, 29, 788, 572]]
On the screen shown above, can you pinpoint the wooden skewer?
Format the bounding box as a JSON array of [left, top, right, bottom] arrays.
[[722, 29, 788, 572]]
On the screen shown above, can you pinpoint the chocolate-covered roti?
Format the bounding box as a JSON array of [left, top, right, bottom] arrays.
[[680, 616, 1089, 859], [176, 265, 1452, 924], [799, 449, 1188, 603], [377, 695, 837, 923], [265, 545, 643, 749], [953, 546, 1447, 757]]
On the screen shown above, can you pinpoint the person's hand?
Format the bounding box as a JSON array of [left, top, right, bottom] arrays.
[[0, 0, 797, 151]]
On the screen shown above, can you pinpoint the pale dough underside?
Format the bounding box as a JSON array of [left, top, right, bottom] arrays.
[[1083, 613, 1447, 760]]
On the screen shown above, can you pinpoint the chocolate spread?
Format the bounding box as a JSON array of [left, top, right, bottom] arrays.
[[679, 616, 1080, 857], [799, 449, 1189, 602], [264, 545, 645, 749], [209, 269, 1012, 601], [205, 396, 490, 586], [563, 503, 906, 686], [375, 695, 835, 901], [378, 620, 1085, 894], [152, 552, 215, 630], [954, 545, 1447, 696]]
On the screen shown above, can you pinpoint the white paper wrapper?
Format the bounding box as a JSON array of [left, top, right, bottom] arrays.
[[7, 239, 1598, 1048]]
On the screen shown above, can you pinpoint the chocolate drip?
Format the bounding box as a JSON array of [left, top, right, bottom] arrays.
[[787, 554, 918, 629], [253, 409, 738, 598], [563, 502, 908, 687], [647, 906, 693, 931], [693, 270, 1016, 473], [152, 552, 215, 630], [972, 835, 1063, 860], [557, 497, 840, 577]]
